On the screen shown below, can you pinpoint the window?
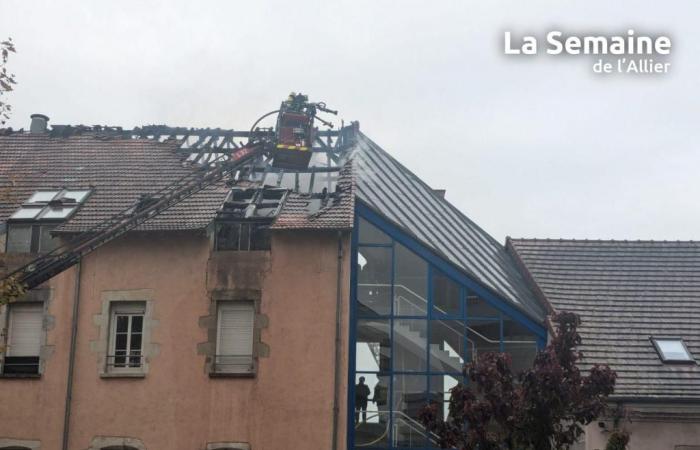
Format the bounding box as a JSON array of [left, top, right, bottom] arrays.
[[107, 303, 145, 372], [651, 338, 695, 363], [6, 188, 91, 253], [215, 302, 255, 374], [215, 222, 271, 251], [3, 303, 43, 375]]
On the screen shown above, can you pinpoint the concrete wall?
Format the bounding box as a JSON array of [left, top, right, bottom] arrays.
[[585, 405, 700, 450], [0, 229, 351, 450]]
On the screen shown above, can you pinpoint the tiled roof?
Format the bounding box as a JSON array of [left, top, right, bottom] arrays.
[[509, 238, 700, 401], [352, 133, 545, 322], [270, 160, 354, 230], [0, 133, 230, 232]]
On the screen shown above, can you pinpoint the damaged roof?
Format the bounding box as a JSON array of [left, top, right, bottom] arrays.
[[0, 132, 353, 232], [509, 238, 700, 401], [352, 133, 545, 322]]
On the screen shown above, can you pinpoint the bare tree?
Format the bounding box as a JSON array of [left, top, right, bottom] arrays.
[[0, 37, 17, 125]]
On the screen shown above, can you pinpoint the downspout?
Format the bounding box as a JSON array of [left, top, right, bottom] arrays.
[[62, 259, 82, 450], [331, 231, 344, 450]]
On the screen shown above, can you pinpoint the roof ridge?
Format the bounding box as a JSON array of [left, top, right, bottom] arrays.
[[510, 238, 698, 244]]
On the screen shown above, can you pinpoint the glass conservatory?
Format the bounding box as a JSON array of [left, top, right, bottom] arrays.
[[348, 206, 547, 450]]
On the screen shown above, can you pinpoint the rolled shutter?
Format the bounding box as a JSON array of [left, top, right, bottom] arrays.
[[8, 303, 43, 357], [216, 302, 254, 371]]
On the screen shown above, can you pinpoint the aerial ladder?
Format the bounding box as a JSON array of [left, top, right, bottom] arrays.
[[0, 93, 337, 303]]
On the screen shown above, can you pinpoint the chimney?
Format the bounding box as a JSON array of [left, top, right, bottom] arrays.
[[30, 114, 49, 133], [433, 189, 446, 199]]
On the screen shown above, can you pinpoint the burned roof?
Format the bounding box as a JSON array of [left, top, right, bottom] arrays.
[[352, 133, 545, 322], [509, 238, 700, 402], [0, 130, 354, 233]]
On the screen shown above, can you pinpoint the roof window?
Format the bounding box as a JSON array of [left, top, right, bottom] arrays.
[[651, 338, 695, 363], [9, 188, 91, 222]]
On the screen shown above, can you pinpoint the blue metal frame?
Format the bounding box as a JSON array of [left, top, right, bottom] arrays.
[[347, 202, 548, 450]]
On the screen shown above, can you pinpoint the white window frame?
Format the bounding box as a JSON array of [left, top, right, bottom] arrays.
[[215, 301, 255, 374], [107, 302, 146, 373]]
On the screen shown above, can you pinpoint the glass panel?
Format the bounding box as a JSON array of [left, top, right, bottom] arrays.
[[429, 320, 465, 373], [393, 374, 429, 447], [6, 224, 32, 253], [129, 333, 142, 352], [116, 315, 129, 333], [131, 315, 143, 333], [250, 225, 271, 250], [502, 319, 539, 372], [38, 225, 58, 253], [655, 339, 692, 361], [39, 206, 75, 219], [27, 191, 59, 203], [393, 319, 428, 372], [394, 244, 428, 316], [432, 271, 461, 317], [115, 333, 128, 351], [10, 206, 42, 219], [357, 247, 392, 316], [358, 217, 391, 245], [467, 318, 501, 363], [62, 190, 90, 203], [467, 294, 500, 318], [354, 374, 390, 447], [356, 319, 391, 372], [216, 223, 241, 250], [429, 374, 461, 422]]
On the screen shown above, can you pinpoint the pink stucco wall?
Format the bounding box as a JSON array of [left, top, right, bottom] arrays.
[[0, 229, 351, 450]]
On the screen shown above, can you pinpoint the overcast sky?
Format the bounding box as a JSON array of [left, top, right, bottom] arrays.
[[1, 1, 698, 241]]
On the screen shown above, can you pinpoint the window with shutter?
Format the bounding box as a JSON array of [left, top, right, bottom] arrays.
[[215, 302, 255, 374], [3, 302, 43, 375]]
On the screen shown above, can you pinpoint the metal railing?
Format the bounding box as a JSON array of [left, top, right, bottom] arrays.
[[105, 353, 143, 369], [354, 410, 440, 447], [212, 354, 254, 373]]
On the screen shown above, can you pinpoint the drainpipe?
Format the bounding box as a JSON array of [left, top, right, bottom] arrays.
[[331, 231, 344, 450], [62, 259, 82, 450]]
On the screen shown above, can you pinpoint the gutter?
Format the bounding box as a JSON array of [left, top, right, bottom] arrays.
[[331, 231, 344, 450], [62, 259, 82, 450]]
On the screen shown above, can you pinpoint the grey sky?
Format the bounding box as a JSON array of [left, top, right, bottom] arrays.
[[1, 0, 698, 241]]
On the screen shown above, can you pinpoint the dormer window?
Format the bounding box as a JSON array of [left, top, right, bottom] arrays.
[[5, 188, 91, 254], [651, 338, 695, 363]]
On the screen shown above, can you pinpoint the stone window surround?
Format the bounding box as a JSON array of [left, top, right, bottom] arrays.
[[87, 435, 147, 450], [90, 289, 158, 378], [0, 289, 54, 378], [198, 289, 269, 377], [0, 437, 41, 449], [206, 442, 251, 450]]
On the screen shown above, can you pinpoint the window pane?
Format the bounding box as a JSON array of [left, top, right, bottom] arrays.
[[393, 319, 427, 372], [27, 191, 59, 203], [467, 318, 500, 363], [216, 223, 241, 250], [239, 223, 251, 251], [358, 217, 391, 245], [393, 374, 429, 447], [429, 374, 461, 421], [6, 224, 32, 253], [432, 271, 461, 317], [357, 247, 392, 316], [394, 244, 428, 316], [356, 319, 391, 372], [467, 294, 500, 318], [131, 315, 143, 333], [38, 225, 59, 253], [354, 374, 390, 446], [129, 333, 142, 353], [429, 320, 465, 373], [116, 315, 129, 333], [39, 206, 75, 219], [655, 339, 693, 361], [115, 333, 128, 352], [502, 319, 539, 372], [250, 225, 271, 250], [10, 206, 42, 220]]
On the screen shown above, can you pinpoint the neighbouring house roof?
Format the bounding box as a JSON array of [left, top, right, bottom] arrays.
[[508, 238, 700, 402], [352, 133, 546, 322], [0, 131, 354, 233]]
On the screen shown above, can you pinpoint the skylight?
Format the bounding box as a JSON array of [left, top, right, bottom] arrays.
[[9, 188, 91, 222], [651, 338, 695, 363]]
